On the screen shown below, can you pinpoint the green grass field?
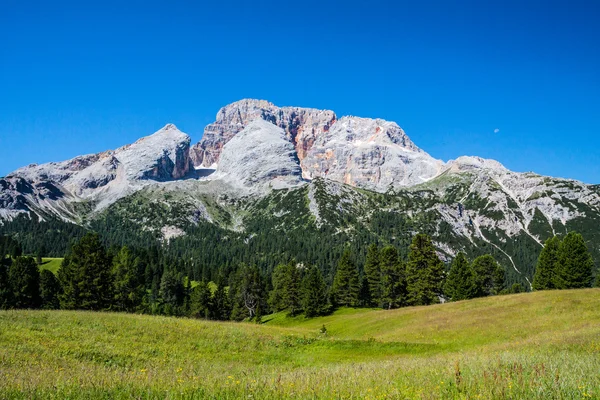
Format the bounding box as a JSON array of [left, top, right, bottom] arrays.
[[1, 289, 599, 399], [39, 257, 63, 275]]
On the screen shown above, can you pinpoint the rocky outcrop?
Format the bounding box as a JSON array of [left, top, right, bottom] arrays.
[[190, 99, 446, 191], [214, 119, 304, 192], [4, 124, 194, 220], [189, 99, 336, 169], [115, 123, 192, 181], [302, 116, 446, 191]]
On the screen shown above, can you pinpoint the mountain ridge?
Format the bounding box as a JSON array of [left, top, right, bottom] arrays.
[[1, 99, 599, 289]]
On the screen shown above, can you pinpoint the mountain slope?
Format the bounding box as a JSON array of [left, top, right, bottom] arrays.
[[1, 99, 599, 288], [2, 289, 600, 398]]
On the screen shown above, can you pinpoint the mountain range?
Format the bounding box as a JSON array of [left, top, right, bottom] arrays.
[[2, 99, 599, 287]]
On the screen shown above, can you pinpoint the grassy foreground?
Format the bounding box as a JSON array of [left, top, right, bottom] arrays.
[[1, 290, 599, 399]]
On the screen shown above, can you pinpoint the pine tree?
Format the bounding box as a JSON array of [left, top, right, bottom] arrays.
[[444, 252, 476, 301], [269, 261, 302, 315], [159, 270, 185, 315], [230, 265, 266, 321], [59, 233, 113, 310], [554, 232, 594, 289], [332, 249, 360, 307], [358, 275, 371, 307], [301, 266, 328, 317], [380, 246, 405, 309], [532, 236, 561, 291], [39, 269, 61, 309], [471, 254, 505, 296], [112, 246, 145, 312], [9, 257, 41, 309], [364, 244, 382, 307], [190, 280, 212, 319], [406, 233, 446, 306], [210, 283, 230, 320]]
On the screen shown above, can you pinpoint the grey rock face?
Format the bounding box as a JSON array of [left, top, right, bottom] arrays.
[[190, 99, 445, 191], [115, 123, 192, 181], [214, 119, 304, 193], [4, 124, 194, 220], [189, 99, 337, 168], [302, 116, 445, 190]]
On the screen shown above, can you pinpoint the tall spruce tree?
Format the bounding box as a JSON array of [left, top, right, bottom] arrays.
[[230, 265, 266, 321], [380, 246, 405, 309], [210, 283, 230, 320], [554, 232, 594, 289], [112, 246, 145, 312], [301, 266, 328, 317], [332, 249, 360, 307], [444, 252, 476, 301], [59, 233, 113, 310], [532, 236, 561, 291], [471, 254, 505, 296], [269, 261, 302, 315], [9, 257, 41, 309], [358, 275, 372, 307], [364, 244, 382, 307], [406, 233, 446, 306], [159, 270, 185, 315], [39, 269, 61, 309], [189, 280, 212, 319]]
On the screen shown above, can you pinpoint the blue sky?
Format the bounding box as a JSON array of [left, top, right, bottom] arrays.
[[1, 0, 599, 183]]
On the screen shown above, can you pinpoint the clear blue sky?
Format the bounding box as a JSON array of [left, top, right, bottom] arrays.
[[1, 0, 599, 183]]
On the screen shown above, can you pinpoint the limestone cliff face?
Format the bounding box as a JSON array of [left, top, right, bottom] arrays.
[[214, 119, 304, 192], [190, 99, 443, 190], [302, 116, 445, 190], [189, 99, 336, 169]]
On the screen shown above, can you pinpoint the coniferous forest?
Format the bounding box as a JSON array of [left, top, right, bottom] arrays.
[[0, 228, 596, 321]]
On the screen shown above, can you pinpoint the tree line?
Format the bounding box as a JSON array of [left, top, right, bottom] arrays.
[[1, 230, 597, 320], [532, 232, 597, 290]]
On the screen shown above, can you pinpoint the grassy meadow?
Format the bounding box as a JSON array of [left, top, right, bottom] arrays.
[[1, 289, 599, 399], [39, 258, 63, 275]]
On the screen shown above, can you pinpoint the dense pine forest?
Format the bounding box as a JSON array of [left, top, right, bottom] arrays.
[[0, 229, 596, 321]]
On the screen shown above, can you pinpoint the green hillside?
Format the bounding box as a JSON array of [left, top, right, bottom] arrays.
[[1, 289, 599, 399], [39, 257, 63, 275]]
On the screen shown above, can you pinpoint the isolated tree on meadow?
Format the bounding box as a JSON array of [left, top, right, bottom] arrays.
[[444, 252, 476, 301], [9, 256, 41, 309], [332, 249, 360, 307], [406, 234, 446, 306], [532, 236, 561, 291], [554, 232, 594, 289], [471, 254, 505, 296]]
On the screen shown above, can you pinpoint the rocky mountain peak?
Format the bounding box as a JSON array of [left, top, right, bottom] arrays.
[[162, 123, 179, 131], [213, 118, 304, 193], [189, 99, 337, 168]]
